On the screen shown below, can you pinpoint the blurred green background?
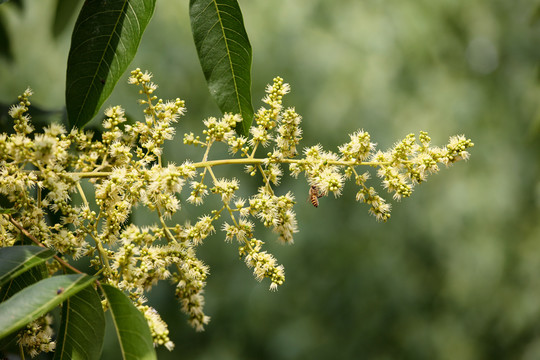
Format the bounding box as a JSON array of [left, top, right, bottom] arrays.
[[1, 0, 540, 359]]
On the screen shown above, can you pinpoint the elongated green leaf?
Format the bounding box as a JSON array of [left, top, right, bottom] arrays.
[[0, 246, 56, 287], [54, 285, 105, 360], [101, 285, 156, 360], [0, 264, 48, 351], [0, 274, 95, 339], [0, 263, 48, 303], [190, 0, 253, 136], [66, 0, 156, 128]]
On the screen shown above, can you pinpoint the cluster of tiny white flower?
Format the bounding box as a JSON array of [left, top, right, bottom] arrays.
[[137, 304, 175, 351], [0, 69, 473, 355], [16, 315, 56, 357]]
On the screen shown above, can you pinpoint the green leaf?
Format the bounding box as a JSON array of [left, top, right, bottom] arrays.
[[0, 263, 48, 303], [0, 246, 56, 287], [52, 0, 84, 38], [65, 0, 156, 128], [0, 274, 95, 339], [54, 285, 105, 360], [190, 0, 254, 136], [101, 285, 156, 360], [0, 263, 48, 351]]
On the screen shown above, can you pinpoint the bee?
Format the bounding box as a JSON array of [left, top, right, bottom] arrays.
[[308, 185, 323, 207]]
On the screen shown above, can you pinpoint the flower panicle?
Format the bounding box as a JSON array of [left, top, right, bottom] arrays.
[[0, 69, 473, 355]]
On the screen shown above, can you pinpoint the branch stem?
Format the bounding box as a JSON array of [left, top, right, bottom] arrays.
[[21, 158, 390, 179], [7, 215, 83, 274]]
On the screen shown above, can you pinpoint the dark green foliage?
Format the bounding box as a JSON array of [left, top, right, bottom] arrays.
[[65, 0, 156, 128], [102, 285, 157, 360], [190, 0, 253, 136], [54, 285, 105, 360]]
